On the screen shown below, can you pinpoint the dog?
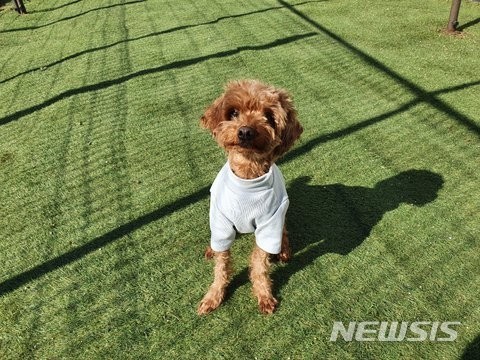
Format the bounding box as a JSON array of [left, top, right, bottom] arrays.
[[197, 80, 303, 315]]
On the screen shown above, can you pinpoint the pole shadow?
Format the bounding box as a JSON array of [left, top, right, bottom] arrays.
[[0, 32, 316, 127], [0, 0, 145, 33], [271, 170, 444, 293], [0, 186, 210, 296], [278, 0, 480, 136], [29, 0, 83, 13], [457, 17, 480, 31], [0, 0, 324, 85]]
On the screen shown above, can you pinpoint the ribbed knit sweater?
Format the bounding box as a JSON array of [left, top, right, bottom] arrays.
[[209, 162, 289, 254]]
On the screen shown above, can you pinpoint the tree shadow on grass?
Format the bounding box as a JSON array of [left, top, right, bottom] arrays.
[[270, 169, 444, 296]]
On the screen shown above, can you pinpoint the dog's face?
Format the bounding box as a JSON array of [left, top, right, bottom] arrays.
[[201, 80, 302, 161]]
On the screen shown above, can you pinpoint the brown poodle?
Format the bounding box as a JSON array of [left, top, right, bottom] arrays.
[[198, 80, 303, 315]]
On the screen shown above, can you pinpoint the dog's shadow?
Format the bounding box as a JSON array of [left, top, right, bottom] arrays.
[[274, 169, 444, 290], [228, 169, 444, 302]]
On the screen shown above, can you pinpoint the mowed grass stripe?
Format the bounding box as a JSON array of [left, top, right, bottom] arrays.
[[0, 33, 317, 126], [0, 0, 479, 358]]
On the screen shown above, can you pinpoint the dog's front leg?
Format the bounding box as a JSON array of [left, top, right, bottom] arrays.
[[198, 250, 232, 315], [250, 245, 278, 314]]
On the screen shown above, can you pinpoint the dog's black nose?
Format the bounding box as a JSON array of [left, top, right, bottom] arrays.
[[238, 126, 256, 141]]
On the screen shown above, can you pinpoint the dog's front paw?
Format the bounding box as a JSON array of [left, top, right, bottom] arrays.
[[198, 287, 225, 315], [197, 295, 222, 315], [258, 296, 278, 314]]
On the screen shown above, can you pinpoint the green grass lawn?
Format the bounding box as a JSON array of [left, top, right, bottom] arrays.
[[1, 0, 479, 358]]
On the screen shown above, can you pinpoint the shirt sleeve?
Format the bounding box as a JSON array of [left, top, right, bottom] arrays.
[[209, 196, 236, 252], [254, 198, 289, 254]]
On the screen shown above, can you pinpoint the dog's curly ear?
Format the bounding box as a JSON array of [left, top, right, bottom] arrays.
[[200, 95, 225, 134], [273, 90, 303, 158]]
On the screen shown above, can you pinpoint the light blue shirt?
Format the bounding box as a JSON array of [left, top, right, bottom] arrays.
[[209, 162, 289, 254]]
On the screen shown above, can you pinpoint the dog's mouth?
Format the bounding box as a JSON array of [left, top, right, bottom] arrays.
[[225, 141, 258, 152], [238, 139, 254, 149]]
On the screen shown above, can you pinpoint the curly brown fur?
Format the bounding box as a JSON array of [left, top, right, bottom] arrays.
[[201, 80, 302, 179], [250, 245, 277, 314], [198, 80, 302, 315], [197, 250, 232, 315]]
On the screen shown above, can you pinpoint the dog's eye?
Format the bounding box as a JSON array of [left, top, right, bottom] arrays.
[[264, 109, 276, 128], [227, 108, 239, 120]]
